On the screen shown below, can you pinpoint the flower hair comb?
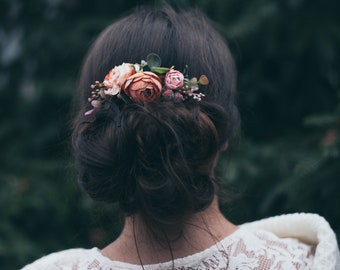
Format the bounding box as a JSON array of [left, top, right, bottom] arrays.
[[85, 53, 208, 115]]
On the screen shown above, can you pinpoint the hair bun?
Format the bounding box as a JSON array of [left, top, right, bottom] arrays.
[[74, 101, 227, 230]]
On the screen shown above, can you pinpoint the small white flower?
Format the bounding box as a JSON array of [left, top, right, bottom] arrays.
[[134, 64, 141, 72]]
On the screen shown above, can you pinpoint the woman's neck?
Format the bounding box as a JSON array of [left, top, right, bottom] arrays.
[[101, 197, 237, 265]]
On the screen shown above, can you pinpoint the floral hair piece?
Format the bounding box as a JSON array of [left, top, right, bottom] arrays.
[[85, 53, 208, 115]]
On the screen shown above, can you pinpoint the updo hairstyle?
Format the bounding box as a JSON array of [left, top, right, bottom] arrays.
[[72, 6, 240, 234]]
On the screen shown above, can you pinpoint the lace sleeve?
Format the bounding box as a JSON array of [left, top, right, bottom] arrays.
[[241, 213, 340, 270]]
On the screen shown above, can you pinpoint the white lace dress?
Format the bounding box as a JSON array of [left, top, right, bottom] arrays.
[[21, 213, 340, 270]]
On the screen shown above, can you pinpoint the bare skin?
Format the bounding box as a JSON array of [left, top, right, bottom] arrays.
[[101, 197, 237, 265]]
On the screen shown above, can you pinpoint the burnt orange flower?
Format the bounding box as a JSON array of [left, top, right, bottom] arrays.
[[122, 72, 162, 102]]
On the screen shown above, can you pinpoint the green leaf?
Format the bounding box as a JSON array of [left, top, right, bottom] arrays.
[[151, 67, 170, 74], [147, 53, 161, 69], [182, 65, 189, 77]]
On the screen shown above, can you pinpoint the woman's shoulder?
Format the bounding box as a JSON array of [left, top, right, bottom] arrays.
[[210, 226, 313, 269], [149, 224, 316, 269], [21, 247, 108, 270], [240, 212, 340, 270]]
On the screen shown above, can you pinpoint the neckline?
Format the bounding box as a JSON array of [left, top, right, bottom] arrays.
[[93, 226, 243, 268]]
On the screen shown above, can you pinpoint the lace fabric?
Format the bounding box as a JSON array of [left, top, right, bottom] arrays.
[[22, 213, 340, 270], [22, 227, 315, 270], [241, 213, 340, 269]]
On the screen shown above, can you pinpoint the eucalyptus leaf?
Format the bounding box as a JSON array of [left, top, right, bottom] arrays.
[[147, 53, 161, 69]]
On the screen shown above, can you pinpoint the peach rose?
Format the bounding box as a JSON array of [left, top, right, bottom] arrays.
[[165, 69, 184, 90], [122, 71, 162, 102], [103, 63, 135, 96]]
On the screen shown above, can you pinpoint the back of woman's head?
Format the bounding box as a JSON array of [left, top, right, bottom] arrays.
[[72, 5, 240, 234]]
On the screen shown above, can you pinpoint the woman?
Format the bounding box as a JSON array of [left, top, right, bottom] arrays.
[[22, 5, 339, 270]]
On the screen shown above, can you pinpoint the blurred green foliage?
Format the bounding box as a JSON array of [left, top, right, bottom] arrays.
[[0, 0, 339, 269]]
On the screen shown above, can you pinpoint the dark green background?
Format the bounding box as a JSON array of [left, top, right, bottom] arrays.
[[1, 0, 339, 269]]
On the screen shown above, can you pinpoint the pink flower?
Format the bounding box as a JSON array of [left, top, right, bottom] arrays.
[[122, 72, 162, 102], [162, 89, 174, 100], [165, 69, 184, 90], [103, 63, 135, 95], [173, 92, 184, 103]]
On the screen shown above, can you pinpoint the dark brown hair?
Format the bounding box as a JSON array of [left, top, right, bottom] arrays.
[[72, 6, 240, 236]]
